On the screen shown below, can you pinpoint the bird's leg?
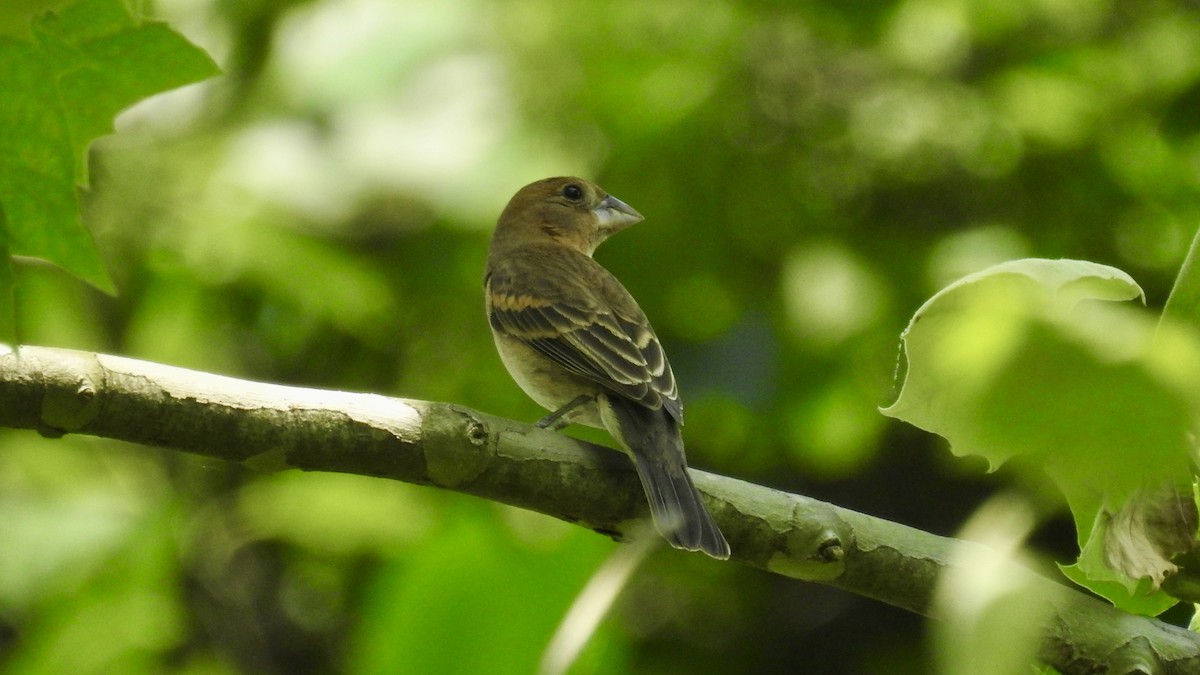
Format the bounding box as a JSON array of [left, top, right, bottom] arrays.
[[536, 395, 594, 430]]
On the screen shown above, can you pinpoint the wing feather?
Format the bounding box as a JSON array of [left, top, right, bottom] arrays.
[[487, 262, 681, 421]]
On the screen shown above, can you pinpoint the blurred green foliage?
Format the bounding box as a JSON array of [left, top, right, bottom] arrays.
[[3, 0, 1200, 673]]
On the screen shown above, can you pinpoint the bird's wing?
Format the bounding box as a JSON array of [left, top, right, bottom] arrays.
[[487, 262, 681, 421]]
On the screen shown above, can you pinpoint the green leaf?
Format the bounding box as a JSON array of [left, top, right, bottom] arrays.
[[882, 258, 1159, 475], [1056, 484, 1198, 615], [1162, 225, 1200, 333], [883, 258, 1200, 613], [1059, 561, 1178, 617], [0, 0, 219, 293]]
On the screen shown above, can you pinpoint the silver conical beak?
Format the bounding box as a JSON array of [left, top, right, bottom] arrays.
[[594, 194, 644, 233]]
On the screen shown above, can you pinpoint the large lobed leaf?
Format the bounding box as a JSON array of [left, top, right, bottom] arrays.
[[0, 0, 218, 294], [882, 258, 1200, 614]]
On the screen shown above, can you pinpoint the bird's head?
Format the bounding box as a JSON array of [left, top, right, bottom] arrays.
[[493, 177, 644, 257]]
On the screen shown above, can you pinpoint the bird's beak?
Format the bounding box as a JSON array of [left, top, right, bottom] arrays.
[[594, 194, 644, 233]]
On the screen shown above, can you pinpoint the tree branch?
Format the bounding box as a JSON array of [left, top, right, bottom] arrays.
[[1, 345, 1197, 673]]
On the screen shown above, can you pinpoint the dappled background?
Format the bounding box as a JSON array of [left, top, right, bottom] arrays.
[[3, 0, 1200, 672]]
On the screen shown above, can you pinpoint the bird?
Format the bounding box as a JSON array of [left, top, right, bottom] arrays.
[[484, 176, 730, 559]]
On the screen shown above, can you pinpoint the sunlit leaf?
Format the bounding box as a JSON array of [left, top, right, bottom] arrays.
[[882, 258, 1156, 473], [883, 258, 1200, 613]]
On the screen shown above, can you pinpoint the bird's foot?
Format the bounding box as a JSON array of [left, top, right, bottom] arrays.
[[535, 394, 594, 431]]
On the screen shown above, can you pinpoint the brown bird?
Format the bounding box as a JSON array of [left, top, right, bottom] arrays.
[[484, 176, 730, 559]]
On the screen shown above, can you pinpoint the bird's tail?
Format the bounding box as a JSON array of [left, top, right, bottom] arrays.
[[600, 396, 730, 560]]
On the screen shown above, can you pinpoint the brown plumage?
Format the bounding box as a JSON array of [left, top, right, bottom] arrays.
[[484, 176, 730, 559]]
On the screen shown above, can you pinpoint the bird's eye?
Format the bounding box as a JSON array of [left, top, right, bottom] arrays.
[[562, 184, 583, 201]]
